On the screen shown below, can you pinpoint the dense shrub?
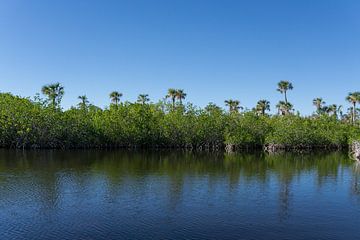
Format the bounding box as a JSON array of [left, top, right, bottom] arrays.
[[265, 115, 350, 147], [0, 93, 358, 150], [224, 112, 270, 147]]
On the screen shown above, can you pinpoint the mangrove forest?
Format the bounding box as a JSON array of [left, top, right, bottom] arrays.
[[1, 80, 360, 150]]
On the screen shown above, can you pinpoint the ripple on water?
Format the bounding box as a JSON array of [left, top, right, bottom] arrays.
[[0, 150, 359, 240]]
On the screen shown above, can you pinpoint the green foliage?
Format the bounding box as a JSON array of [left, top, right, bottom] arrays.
[[265, 115, 350, 147], [224, 112, 269, 146], [0, 93, 358, 149]]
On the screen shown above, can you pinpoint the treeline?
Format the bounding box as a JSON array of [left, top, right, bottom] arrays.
[[1, 81, 360, 150]]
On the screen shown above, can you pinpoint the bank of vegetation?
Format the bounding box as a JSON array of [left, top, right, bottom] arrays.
[[1, 81, 360, 151]]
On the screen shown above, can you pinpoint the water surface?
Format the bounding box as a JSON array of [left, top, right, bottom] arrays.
[[0, 150, 359, 239]]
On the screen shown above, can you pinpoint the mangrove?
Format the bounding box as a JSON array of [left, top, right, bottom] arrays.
[[1, 81, 360, 151]]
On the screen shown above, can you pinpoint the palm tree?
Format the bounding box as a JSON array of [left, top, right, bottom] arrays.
[[337, 105, 343, 119], [109, 91, 122, 105], [41, 82, 65, 108], [205, 102, 222, 113], [276, 101, 283, 115], [232, 100, 242, 112], [346, 92, 360, 124], [166, 88, 177, 108], [277, 80, 293, 104], [137, 94, 150, 105], [326, 104, 342, 118], [225, 99, 234, 112], [175, 89, 187, 105], [276, 101, 293, 115], [343, 109, 353, 123], [256, 100, 270, 115], [78, 95, 89, 109], [313, 98, 325, 115], [225, 99, 241, 113]]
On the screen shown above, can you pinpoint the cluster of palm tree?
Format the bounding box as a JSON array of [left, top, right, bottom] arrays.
[[323, 104, 342, 117], [110, 92, 151, 106], [277, 80, 293, 104], [346, 92, 360, 124], [276, 101, 293, 115], [224, 80, 293, 116], [224, 99, 242, 113], [312, 98, 326, 115], [275, 80, 294, 115], [312, 98, 341, 117], [166, 88, 187, 108], [40, 81, 360, 124], [254, 100, 270, 115], [80, 89, 185, 108], [311, 93, 360, 124], [137, 94, 150, 105]]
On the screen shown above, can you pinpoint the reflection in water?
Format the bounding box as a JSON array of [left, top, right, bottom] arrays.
[[351, 162, 360, 199], [0, 150, 359, 239]]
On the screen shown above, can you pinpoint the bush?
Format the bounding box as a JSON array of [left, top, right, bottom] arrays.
[[0, 93, 356, 150]]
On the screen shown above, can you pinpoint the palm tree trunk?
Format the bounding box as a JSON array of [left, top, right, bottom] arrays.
[[353, 102, 356, 124], [284, 91, 288, 104], [172, 97, 175, 109]]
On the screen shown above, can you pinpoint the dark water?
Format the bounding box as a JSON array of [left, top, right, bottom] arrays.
[[0, 150, 360, 240]]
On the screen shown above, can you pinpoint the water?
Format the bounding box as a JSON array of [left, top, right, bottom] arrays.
[[0, 150, 360, 240]]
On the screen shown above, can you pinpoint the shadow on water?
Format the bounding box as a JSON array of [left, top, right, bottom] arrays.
[[0, 149, 359, 239]]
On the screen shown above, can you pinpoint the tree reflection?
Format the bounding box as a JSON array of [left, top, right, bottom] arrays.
[[0, 149, 353, 222]]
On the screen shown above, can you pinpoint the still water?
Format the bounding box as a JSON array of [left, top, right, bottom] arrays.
[[0, 150, 360, 240]]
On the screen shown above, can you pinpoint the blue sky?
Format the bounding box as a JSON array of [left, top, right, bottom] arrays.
[[0, 0, 359, 114]]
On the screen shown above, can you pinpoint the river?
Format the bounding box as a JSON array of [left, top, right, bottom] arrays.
[[0, 150, 359, 239]]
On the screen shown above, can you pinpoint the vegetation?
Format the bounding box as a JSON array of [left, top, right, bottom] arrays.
[[109, 91, 122, 105], [346, 92, 360, 124], [313, 98, 325, 115], [255, 100, 270, 116], [277, 80, 293, 104], [225, 99, 242, 113], [1, 81, 360, 150], [41, 82, 64, 108]]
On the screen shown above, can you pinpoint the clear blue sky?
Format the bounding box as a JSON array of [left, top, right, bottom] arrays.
[[0, 0, 359, 114]]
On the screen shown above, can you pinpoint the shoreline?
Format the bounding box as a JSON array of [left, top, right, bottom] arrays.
[[0, 143, 351, 152]]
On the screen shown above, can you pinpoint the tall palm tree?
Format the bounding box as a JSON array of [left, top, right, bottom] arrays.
[[137, 94, 150, 105], [166, 88, 177, 108], [277, 80, 293, 104], [346, 92, 360, 124], [256, 99, 270, 115], [175, 89, 187, 105], [78, 95, 89, 109], [313, 98, 325, 115], [41, 82, 65, 108], [109, 91, 122, 105], [276, 101, 293, 115]]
